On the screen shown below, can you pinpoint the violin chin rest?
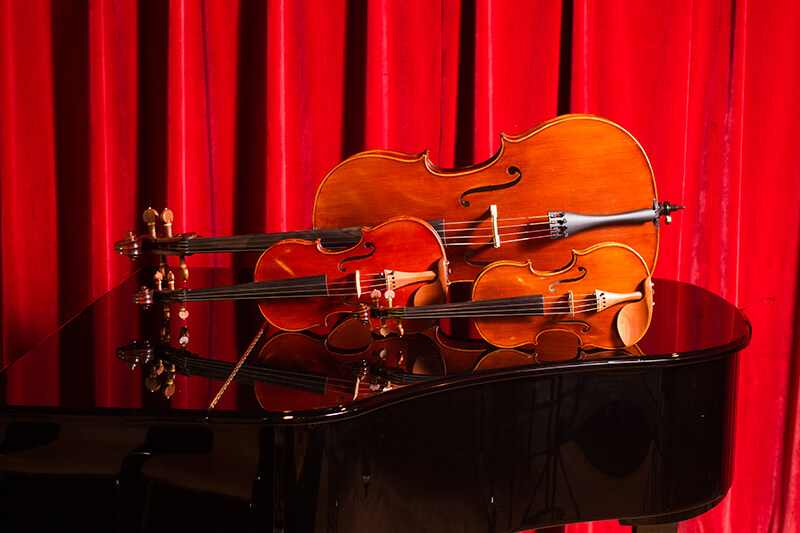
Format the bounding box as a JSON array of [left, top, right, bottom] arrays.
[[615, 278, 654, 347]]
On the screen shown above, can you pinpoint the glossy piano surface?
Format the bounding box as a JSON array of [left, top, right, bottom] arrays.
[[0, 268, 751, 532]]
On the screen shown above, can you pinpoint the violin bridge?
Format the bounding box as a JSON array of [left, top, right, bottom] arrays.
[[567, 290, 575, 316], [490, 204, 500, 248], [355, 270, 362, 297], [383, 269, 437, 291], [594, 290, 644, 312]]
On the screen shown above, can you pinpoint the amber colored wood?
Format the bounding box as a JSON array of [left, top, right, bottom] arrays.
[[254, 216, 447, 332], [471, 242, 653, 349], [314, 114, 659, 282]]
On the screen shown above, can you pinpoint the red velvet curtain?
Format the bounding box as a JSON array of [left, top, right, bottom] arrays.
[[1, 0, 798, 530]]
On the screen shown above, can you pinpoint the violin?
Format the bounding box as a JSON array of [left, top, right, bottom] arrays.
[[135, 216, 448, 333], [115, 115, 683, 282], [365, 242, 653, 350]]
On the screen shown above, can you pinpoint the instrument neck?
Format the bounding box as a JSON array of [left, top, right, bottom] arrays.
[[152, 220, 446, 255], [145, 275, 330, 304]]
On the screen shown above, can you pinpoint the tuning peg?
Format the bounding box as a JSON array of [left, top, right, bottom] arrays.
[[143, 208, 159, 238], [161, 208, 174, 237]]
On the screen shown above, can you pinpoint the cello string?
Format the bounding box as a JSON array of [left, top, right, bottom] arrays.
[[175, 215, 557, 252]]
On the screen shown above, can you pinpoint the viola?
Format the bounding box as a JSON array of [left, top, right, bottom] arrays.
[[365, 242, 653, 350], [115, 115, 682, 282], [135, 216, 448, 333]]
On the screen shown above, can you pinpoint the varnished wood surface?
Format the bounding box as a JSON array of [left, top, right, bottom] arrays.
[[254, 216, 447, 332], [471, 242, 652, 349], [314, 114, 659, 282]]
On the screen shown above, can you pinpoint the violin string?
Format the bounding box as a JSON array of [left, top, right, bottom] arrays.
[[173, 273, 430, 302]]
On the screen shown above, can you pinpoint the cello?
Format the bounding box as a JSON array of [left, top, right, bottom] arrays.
[[315, 114, 679, 281], [116, 115, 682, 282]]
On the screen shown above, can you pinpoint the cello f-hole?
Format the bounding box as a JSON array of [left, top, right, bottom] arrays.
[[458, 166, 523, 207]]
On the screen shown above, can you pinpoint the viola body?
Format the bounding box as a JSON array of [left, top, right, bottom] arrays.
[[255, 216, 448, 332], [314, 114, 659, 282], [471, 243, 653, 349]]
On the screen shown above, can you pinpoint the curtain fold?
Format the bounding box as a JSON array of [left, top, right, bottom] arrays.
[[1, 0, 798, 530]]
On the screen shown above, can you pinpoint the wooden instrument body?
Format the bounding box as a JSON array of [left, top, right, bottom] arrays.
[[314, 114, 658, 282], [471, 243, 653, 349], [254, 332, 444, 412], [254, 216, 448, 332]]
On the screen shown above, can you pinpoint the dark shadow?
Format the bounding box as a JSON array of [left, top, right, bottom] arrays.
[[137, 0, 169, 213], [341, 0, 368, 160], [557, 0, 573, 115], [454, 0, 476, 168], [233, 0, 268, 243], [51, 1, 90, 322]]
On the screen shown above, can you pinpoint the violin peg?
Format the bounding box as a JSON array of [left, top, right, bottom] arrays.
[[161, 208, 174, 237], [178, 305, 189, 321]]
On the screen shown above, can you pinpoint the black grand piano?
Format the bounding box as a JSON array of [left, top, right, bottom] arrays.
[[0, 268, 750, 532]]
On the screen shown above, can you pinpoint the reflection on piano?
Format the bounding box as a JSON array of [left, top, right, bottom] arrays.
[[0, 269, 750, 532]]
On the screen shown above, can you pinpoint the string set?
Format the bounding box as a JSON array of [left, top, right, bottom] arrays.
[[393, 293, 601, 320], [166, 272, 416, 303], [158, 214, 558, 253]]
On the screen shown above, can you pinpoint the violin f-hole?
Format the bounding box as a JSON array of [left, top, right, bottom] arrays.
[[458, 166, 523, 207], [338, 242, 376, 272]]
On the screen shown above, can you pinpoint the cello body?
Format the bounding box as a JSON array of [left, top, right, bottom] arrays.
[[314, 114, 659, 282]]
